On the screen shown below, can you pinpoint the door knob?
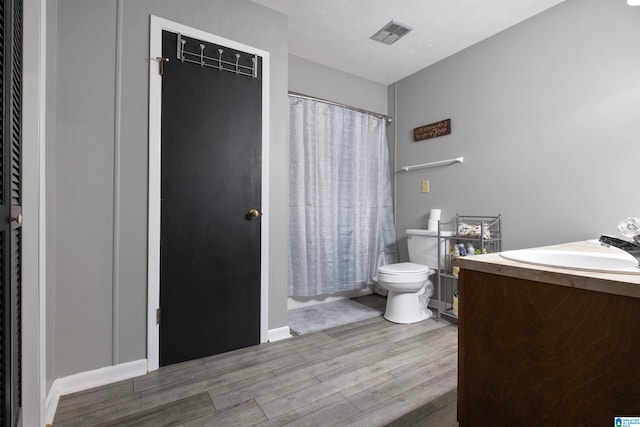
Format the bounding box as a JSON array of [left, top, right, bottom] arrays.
[[10, 213, 22, 225], [247, 209, 261, 219]]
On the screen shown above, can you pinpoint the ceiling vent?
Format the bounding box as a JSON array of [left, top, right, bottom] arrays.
[[370, 20, 413, 45]]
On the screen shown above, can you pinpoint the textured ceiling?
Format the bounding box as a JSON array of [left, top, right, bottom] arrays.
[[251, 0, 566, 85]]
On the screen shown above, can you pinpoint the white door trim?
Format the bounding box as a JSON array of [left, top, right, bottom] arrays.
[[22, 0, 47, 425], [147, 16, 270, 371]]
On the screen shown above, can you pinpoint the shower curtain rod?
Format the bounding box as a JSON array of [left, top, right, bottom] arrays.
[[288, 91, 393, 125]]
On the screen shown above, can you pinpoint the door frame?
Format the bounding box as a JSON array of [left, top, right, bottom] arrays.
[[147, 16, 270, 372]]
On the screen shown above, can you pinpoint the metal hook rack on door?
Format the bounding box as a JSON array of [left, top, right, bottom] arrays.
[[176, 33, 258, 78]]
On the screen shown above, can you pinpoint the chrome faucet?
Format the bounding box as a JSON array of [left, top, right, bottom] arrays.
[[599, 234, 640, 266]]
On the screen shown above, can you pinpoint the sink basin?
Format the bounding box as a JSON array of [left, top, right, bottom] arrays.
[[500, 249, 640, 274]]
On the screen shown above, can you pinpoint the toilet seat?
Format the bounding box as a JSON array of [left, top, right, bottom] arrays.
[[378, 262, 431, 275], [378, 262, 432, 283]]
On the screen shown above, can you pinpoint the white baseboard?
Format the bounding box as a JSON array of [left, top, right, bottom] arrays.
[[268, 326, 292, 342], [45, 358, 147, 425]]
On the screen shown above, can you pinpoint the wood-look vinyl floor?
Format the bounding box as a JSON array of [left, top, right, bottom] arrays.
[[53, 295, 459, 426]]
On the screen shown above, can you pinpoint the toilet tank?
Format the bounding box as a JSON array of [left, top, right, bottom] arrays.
[[406, 229, 454, 269]]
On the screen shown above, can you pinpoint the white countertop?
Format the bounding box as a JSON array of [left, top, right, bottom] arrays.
[[454, 240, 640, 299]]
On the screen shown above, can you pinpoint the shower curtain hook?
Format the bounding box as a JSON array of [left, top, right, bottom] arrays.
[[199, 44, 205, 67], [218, 49, 224, 71], [235, 53, 240, 74]]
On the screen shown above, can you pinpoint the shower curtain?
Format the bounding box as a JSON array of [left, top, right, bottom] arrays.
[[288, 96, 398, 297]]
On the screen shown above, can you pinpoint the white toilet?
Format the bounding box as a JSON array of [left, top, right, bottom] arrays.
[[377, 229, 453, 324]]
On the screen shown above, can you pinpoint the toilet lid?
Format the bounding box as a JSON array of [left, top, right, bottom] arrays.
[[378, 262, 430, 275]]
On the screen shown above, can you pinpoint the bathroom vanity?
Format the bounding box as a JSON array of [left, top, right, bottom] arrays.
[[455, 241, 640, 426]]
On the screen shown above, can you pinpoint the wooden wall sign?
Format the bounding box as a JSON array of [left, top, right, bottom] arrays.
[[413, 119, 451, 142]]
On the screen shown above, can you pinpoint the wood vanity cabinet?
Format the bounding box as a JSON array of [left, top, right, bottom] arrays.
[[457, 269, 640, 426]]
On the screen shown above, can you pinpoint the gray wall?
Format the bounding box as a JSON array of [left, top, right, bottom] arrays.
[[55, 0, 117, 377], [51, 0, 289, 378], [394, 0, 640, 260], [288, 54, 387, 115]]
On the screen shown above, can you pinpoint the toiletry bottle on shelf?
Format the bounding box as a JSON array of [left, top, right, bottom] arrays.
[[446, 247, 454, 272], [457, 244, 466, 257], [452, 246, 460, 277], [453, 289, 459, 316], [467, 243, 475, 256]]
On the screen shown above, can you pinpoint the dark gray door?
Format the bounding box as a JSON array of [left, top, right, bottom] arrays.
[[0, 0, 22, 424], [159, 31, 262, 366]]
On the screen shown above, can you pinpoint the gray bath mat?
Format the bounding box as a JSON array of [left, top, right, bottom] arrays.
[[288, 299, 383, 335]]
